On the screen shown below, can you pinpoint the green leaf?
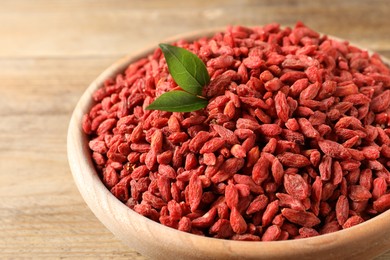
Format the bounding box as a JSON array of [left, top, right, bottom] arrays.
[[159, 43, 210, 96], [145, 90, 208, 112]]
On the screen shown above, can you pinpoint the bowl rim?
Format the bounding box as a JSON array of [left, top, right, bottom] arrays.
[[68, 26, 390, 259]]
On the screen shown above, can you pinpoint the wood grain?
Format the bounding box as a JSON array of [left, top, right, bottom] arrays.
[[1, 0, 390, 259], [1, 0, 390, 58]]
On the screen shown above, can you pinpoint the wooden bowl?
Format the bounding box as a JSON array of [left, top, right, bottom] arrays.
[[67, 28, 390, 260]]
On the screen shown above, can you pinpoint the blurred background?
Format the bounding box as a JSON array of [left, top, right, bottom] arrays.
[[0, 0, 389, 258], [1, 1, 390, 58]]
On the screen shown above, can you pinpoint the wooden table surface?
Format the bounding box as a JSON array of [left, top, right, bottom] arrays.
[[1, 0, 390, 259]]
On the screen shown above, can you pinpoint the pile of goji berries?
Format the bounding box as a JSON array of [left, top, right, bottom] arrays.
[[83, 22, 390, 241]]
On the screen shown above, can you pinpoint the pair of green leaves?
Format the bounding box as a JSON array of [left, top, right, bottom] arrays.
[[145, 44, 210, 112]]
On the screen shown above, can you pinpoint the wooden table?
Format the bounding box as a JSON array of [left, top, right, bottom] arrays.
[[1, 0, 389, 259]]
